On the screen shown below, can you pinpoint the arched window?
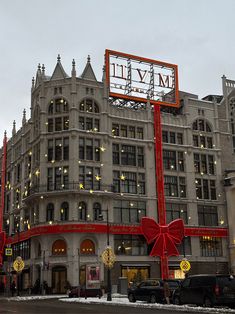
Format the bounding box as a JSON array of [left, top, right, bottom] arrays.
[[52, 239, 67, 255], [60, 202, 69, 221], [37, 242, 41, 257], [93, 203, 101, 221], [78, 202, 87, 221], [80, 239, 95, 255], [79, 98, 99, 113], [46, 203, 54, 222]]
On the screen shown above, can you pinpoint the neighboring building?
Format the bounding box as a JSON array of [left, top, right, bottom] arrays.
[[0, 56, 231, 294]]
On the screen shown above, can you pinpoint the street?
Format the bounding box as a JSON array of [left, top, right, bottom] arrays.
[[0, 299, 233, 314]]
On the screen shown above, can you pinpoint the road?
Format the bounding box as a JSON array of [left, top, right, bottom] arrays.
[[0, 298, 229, 314]]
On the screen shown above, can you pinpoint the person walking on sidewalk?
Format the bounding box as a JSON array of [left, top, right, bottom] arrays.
[[163, 280, 170, 304]]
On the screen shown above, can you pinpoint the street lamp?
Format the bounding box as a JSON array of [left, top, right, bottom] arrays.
[[99, 209, 115, 302], [16, 223, 20, 296]]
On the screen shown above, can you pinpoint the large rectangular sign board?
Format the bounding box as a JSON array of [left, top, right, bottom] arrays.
[[105, 49, 179, 108]]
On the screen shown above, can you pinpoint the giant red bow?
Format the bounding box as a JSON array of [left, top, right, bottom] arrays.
[[0, 231, 6, 266], [141, 217, 184, 257]]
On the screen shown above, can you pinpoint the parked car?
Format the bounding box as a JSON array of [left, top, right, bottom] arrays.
[[173, 274, 235, 308], [68, 286, 102, 298], [127, 279, 181, 303]]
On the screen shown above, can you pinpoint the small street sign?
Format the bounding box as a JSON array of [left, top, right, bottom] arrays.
[[5, 248, 12, 256]]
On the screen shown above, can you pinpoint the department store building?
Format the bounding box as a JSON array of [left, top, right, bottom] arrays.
[[0, 56, 234, 293]]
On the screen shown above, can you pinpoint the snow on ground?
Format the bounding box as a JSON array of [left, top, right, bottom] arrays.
[[2, 294, 235, 313]]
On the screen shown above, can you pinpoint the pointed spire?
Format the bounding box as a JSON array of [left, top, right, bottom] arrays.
[[102, 65, 106, 82], [38, 63, 41, 72], [80, 55, 97, 81], [42, 64, 45, 76], [87, 55, 91, 63], [22, 109, 26, 125], [71, 59, 76, 77], [32, 77, 35, 88], [12, 120, 16, 136], [4, 130, 7, 139], [57, 54, 61, 63]]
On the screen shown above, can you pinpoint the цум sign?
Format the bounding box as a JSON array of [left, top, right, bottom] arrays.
[[105, 50, 179, 108]]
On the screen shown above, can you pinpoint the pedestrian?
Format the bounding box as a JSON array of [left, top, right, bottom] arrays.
[[10, 281, 16, 297], [163, 280, 170, 304]]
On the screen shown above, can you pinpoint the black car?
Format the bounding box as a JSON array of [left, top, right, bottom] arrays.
[[173, 274, 235, 308], [128, 279, 181, 303], [68, 286, 102, 298]]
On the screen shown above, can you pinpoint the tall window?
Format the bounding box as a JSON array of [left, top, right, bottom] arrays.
[[198, 205, 218, 226], [163, 150, 185, 172], [196, 178, 216, 200], [79, 166, 100, 190], [46, 203, 54, 221], [194, 154, 215, 175], [164, 176, 186, 198], [166, 203, 187, 224], [93, 203, 101, 221], [47, 167, 69, 191], [192, 119, 213, 148], [113, 144, 144, 167], [200, 237, 222, 257], [78, 202, 87, 221], [113, 200, 146, 223], [47, 137, 69, 162], [47, 98, 69, 132], [79, 137, 100, 161], [113, 171, 145, 195], [60, 202, 69, 221]]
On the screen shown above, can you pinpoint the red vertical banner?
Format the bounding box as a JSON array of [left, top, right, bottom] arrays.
[[154, 105, 169, 279]]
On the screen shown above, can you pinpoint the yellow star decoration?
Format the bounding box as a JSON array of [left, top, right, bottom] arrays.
[[120, 174, 126, 181], [100, 146, 106, 152], [95, 175, 101, 181], [79, 183, 84, 189]]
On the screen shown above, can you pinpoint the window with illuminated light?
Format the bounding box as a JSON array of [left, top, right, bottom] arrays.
[[192, 119, 213, 149], [80, 239, 95, 255], [47, 98, 69, 132], [60, 202, 69, 221], [52, 239, 67, 255]]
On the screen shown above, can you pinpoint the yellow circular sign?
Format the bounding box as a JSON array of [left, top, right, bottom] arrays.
[[13, 256, 25, 272], [180, 259, 191, 272], [101, 247, 116, 268]]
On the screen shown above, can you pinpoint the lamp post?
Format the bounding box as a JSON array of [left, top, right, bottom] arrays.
[[100, 209, 115, 302], [16, 224, 20, 297], [106, 210, 112, 301]]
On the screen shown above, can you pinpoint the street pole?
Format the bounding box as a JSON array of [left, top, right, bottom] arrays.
[[106, 209, 112, 301], [17, 227, 20, 296]]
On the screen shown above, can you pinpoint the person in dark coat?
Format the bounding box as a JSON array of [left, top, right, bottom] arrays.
[[163, 280, 170, 304], [10, 281, 16, 297]]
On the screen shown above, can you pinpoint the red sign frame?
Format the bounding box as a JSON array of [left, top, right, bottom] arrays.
[[105, 49, 179, 108]]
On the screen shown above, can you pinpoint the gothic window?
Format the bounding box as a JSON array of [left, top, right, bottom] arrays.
[[60, 202, 69, 221], [93, 203, 101, 221], [78, 202, 87, 221], [46, 203, 54, 221], [79, 98, 99, 113]]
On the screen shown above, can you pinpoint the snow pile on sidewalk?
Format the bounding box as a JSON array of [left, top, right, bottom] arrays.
[[60, 296, 235, 313], [6, 295, 67, 301]]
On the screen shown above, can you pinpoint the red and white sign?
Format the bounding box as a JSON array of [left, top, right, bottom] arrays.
[[105, 50, 179, 107]]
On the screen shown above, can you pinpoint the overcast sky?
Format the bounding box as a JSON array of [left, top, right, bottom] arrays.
[[1, 0, 235, 139]]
